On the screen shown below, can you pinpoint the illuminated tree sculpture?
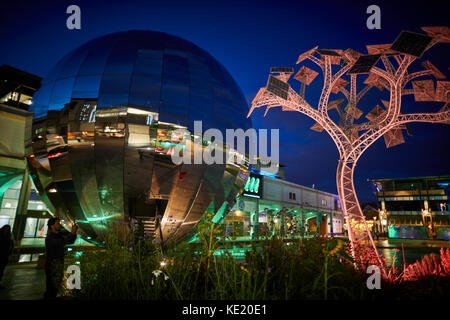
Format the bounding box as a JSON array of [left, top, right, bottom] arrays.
[[247, 27, 450, 272]]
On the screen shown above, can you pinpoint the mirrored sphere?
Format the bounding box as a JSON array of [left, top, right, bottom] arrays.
[[29, 30, 252, 244]]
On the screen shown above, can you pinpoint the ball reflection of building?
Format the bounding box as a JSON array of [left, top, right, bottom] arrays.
[[29, 30, 252, 244]]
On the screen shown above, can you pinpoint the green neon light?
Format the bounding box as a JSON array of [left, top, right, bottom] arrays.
[[0, 173, 22, 196], [187, 233, 199, 243], [76, 214, 120, 224], [249, 177, 256, 192], [254, 178, 260, 193], [244, 176, 251, 191], [212, 202, 228, 224]]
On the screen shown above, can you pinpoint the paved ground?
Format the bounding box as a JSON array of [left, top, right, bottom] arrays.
[[0, 263, 45, 300]]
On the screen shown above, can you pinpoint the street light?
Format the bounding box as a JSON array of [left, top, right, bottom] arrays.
[[378, 209, 388, 235], [421, 208, 434, 238]]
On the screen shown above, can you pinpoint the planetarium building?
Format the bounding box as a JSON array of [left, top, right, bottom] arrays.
[[29, 30, 252, 244]]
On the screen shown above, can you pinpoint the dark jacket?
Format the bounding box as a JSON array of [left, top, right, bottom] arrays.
[[0, 235, 13, 259], [45, 232, 77, 263]]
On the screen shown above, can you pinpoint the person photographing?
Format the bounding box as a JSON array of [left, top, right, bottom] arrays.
[[44, 217, 78, 299]]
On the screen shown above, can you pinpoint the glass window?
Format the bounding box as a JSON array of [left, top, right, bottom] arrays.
[[18, 254, 32, 263], [23, 218, 38, 238], [0, 215, 10, 228], [36, 218, 48, 237]]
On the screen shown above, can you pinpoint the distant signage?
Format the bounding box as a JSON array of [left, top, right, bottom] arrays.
[[242, 173, 263, 199]]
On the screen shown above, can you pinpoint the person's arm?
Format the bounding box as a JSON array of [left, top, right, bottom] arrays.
[[64, 223, 79, 245], [64, 223, 78, 245], [64, 232, 77, 245]]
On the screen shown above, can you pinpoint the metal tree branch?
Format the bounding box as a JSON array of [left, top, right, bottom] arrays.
[[356, 85, 372, 104]]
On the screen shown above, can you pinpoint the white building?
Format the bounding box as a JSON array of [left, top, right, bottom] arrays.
[[224, 169, 345, 240]]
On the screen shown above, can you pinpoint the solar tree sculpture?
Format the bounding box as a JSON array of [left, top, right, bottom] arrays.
[[247, 27, 450, 272]]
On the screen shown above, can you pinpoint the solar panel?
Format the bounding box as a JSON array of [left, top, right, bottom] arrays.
[[348, 54, 381, 74], [435, 81, 450, 102], [317, 49, 341, 56], [421, 61, 446, 79], [294, 66, 319, 85], [390, 31, 432, 57], [310, 122, 324, 132], [266, 75, 290, 100], [331, 78, 349, 94], [343, 104, 362, 119], [343, 48, 362, 62], [327, 98, 345, 110], [366, 44, 396, 55], [365, 105, 386, 121], [296, 46, 318, 64], [364, 73, 388, 91], [351, 128, 359, 142], [270, 67, 294, 74], [412, 80, 435, 101], [281, 105, 297, 112], [381, 100, 390, 109], [383, 128, 405, 148], [421, 26, 450, 43], [353, 107, 363, 119]]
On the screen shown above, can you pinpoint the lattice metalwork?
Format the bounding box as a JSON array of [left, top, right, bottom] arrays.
[[412, 80, 435, 101], [422, 60, 446, 79], [248, 28, 450, 276]]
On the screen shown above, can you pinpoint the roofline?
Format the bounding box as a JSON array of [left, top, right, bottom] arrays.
[[369, 174, 450, 182], [0, 64, 43, 81], [264, 175, 339, 198]]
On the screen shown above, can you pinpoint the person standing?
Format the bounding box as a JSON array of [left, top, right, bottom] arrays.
[[0, 225, 14, 289], [44, 217, 78, 299]]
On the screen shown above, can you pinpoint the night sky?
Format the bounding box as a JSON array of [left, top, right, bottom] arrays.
[[1, 0, 449, 203]]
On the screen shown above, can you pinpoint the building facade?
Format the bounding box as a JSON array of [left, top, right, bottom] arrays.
[[370, 175, 450, 240], [220, 168, 344, 241], [0, 65, 50, 244]]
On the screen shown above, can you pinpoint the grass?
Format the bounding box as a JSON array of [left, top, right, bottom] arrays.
[[61, 217, 450, 300]]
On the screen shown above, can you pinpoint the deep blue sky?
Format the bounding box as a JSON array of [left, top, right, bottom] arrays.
[[1, 0, 449, 203]]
